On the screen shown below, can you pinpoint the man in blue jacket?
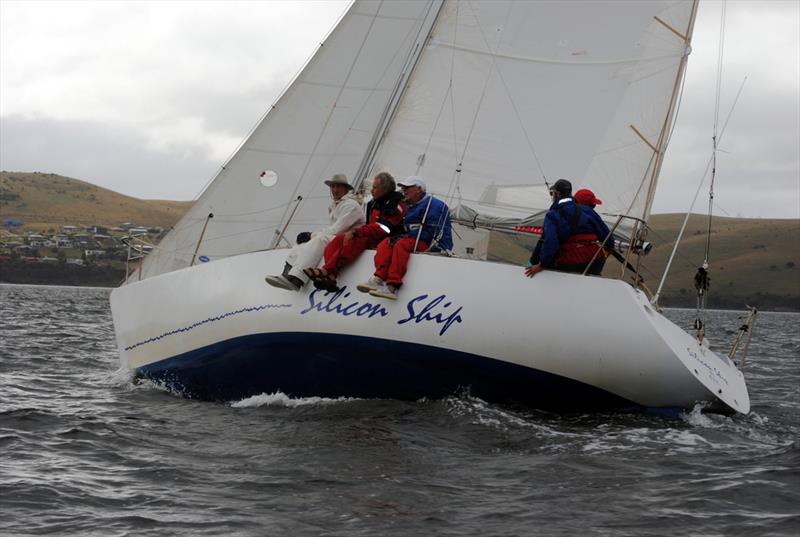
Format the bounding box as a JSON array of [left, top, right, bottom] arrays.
[[525, 179, 612, 278], [359, 176, 453, 299]]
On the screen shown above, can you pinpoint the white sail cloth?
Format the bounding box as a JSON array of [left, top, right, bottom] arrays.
[[131, 0, 694, 283], [284, 194, 364, 284], [368, 0, 695, 236]]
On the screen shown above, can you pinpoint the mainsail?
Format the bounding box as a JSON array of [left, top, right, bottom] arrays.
[[133, 0, 696, 282], [368, 0, 697, 232]]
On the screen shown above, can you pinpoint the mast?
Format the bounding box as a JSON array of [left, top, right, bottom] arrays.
[[622, 0, 699, 289], [352, 0, 445, 192], [639, 0, 700, 223]]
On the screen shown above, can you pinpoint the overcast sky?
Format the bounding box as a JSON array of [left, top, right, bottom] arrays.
[[1, 0, 798, 218]]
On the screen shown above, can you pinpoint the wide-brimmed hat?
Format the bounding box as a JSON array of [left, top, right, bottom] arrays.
[[398, 176, 427, 191], [324, 174, 353, 190], [574, 188, 603, 206]]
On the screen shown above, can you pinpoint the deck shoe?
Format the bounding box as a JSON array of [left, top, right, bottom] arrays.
[[265, 274, 301, 291], [369, 282, 398, 300], [356, 276, 383, 293], [313, 276, 340, 293]]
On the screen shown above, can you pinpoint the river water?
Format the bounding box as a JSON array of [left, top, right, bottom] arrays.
[[1, 284, 798, 536]]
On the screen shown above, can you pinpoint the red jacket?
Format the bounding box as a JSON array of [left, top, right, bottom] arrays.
[[354, 191, 407, 242]]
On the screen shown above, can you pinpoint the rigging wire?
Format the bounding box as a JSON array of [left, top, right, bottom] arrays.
[[443, 1, 515, 207], [691, 1, 728, 337], [694, 0, 728, 337], [318, 2, 431, 194], [269, 2, 385, 248], [652, 75, 747, 305], [652, 7, 750, 316], [473, 12, 549, 187]]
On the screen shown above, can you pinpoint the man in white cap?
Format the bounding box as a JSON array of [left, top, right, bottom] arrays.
[[358, 176, 452, 300], [265, 174, 363, 291]]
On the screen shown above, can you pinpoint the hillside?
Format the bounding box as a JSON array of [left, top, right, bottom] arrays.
[[0, 171, 191, 229], [1, 171, 798, 309], [489, 213, 800, 310]]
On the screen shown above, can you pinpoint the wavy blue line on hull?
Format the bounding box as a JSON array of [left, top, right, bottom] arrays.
[[137, 332, 638, 410]]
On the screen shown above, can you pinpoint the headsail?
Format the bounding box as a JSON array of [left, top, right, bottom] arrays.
[[367, 0, 697, 234], [133, 1, 441, 281]]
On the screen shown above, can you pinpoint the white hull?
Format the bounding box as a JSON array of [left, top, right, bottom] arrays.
[[110, 250, 749, 413]]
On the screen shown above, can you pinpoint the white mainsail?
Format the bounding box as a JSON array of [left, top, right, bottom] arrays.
[[134, 0, 696, 282], [369, 0, 696, 231]]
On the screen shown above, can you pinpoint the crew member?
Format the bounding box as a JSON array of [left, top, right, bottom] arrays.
[[524, 179, 612, 278], [359, 176, 453, 300]]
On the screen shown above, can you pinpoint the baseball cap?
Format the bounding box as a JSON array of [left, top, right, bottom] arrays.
[[398, 176, 427, 191]]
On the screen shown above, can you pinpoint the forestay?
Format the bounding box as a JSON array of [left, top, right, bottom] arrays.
[[368, 0, 696, 234], [133, 1, 441, 282]]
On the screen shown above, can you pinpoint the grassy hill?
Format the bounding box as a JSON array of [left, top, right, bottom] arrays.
[[0, 171, 191, 229], [489, 213, 800, 310]]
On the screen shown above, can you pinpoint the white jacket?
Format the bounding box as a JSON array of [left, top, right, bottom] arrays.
[[316, 194, 364, 240], [285, 194, 364, 282]]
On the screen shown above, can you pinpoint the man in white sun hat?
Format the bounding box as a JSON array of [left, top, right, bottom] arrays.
[[265, 174, 363, 291]]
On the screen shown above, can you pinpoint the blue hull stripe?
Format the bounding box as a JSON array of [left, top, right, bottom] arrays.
[[137, 332, 636, 410]]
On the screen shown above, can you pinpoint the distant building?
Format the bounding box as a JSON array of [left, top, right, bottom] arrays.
[[129, 227, 149, 235], [61, 225, 79, 233], [88, 225, 108, 234], [66, 258, 84, 266], [3, 218, 22, 228], [85, 249, 106, 257]]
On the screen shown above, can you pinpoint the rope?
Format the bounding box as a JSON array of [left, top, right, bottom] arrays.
[[695, 0, 728, 338], [651, 75, 746, 306]]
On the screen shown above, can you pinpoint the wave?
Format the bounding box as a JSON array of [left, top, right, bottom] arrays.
[[230, 391, 361, 408]]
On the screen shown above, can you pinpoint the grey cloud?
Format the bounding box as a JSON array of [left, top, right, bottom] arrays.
[[0, 115, 217, 200]]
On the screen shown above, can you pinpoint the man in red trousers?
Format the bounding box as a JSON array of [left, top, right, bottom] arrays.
[[358, 176, 453, 300]]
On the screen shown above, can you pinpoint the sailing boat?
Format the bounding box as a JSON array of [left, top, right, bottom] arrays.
[[110, 0, 750, 413]]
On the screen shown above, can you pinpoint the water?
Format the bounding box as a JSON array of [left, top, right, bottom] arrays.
[[1, 284, 798, 537]]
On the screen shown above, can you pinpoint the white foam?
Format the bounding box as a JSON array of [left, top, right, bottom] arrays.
[[98, 365, 135, 388], [230, 391, 360, 408], [681, 403, 718, 428], [444, 395, 582, 438]]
